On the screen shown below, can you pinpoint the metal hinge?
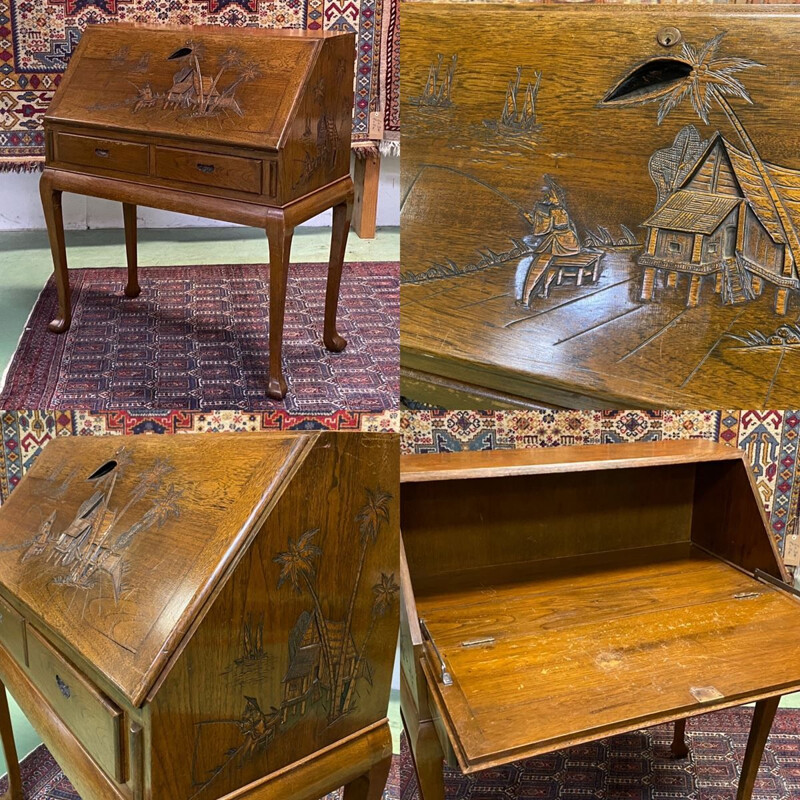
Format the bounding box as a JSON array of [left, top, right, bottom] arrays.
[[754, 568, 800, 599], [419, 618, 453, 686]]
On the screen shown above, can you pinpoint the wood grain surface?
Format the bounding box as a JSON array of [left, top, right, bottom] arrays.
[[400, 4, 800, 408], [0, 432, 400, 800], [0, 433, 309, 707], [399, 441, 797, 798]]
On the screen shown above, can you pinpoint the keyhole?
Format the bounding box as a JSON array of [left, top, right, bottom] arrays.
[[657, 27, 682, 48]]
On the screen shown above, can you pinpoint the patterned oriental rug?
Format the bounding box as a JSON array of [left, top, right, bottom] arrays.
[[0, 262, 398, 413], [0, 745, 402, 798], [400, 709, 800, 800], [1, 0, 396, 170]]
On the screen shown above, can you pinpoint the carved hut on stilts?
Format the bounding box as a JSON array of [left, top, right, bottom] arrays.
[[638, 133, 800, 314]]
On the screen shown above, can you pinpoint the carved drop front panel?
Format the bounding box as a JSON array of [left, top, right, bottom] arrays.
[[400, 6, 800, 408], [0, 434, 304, 705]]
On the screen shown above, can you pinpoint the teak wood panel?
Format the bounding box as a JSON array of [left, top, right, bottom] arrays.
[[0, 433, 309, 707], [400, 439, 742, 481], [416, 551, 800, 772], [25, 626, 125, 784], [48, 26, 322, 151], [401, 464, 698, 583], [147, 433, 400, 800], [400, 5, 800, 408], [281, 31, 355, 203]]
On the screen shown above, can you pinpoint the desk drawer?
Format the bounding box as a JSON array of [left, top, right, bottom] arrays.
[[55, 133, 149, 176], [0, 595, 26, 666], [154, 146, 262, 193], [27, 628, 125, 783]]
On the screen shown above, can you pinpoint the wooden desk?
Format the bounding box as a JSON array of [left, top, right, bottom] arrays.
[[401, 5, 800, 409], [0, 431, 399, 800], [399, 441, 800, 800], [41, 24, 356, 400]]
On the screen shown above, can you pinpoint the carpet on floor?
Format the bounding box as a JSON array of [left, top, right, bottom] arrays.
[[0, 745, 401, 798], [0, 262, 397, 413], [400, 709, 800, 800]]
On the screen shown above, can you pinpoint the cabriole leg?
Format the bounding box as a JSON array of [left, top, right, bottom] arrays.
[[671, 718, 689, 758], [0, 683, 22, 800], [123, 203, 141, 298], [40, 173, 71, 334], [736, 696, 780, 800], [341, 754, 392, 800], [324, 192, 353, 353], [403, 711, 446, 800], [265, 219, 294, 400]]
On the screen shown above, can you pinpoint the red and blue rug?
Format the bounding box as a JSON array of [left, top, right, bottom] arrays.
[[400, 709, 800, 800], [0, 262, 398, 414], [0, 745, 402, 798], [2, 710, 798, 799]]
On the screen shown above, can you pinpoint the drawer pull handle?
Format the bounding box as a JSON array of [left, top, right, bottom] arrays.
[[94, 148, 110, 158], [55, 675, 71, 699], [196, 163, 215, 174]]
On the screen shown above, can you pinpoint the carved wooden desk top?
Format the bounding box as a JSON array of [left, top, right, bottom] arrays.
[[39, 24, 357, 400], [401, 5, 800, 409], [0, 432, 399, 800], [45, 24, 354, 206]]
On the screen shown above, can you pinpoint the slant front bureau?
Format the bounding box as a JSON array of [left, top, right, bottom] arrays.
[[41, 24, 356, 399], [400, 441, 800, 800], [0, 431, 399, 800]]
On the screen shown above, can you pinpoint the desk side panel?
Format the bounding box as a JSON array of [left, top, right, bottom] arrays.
[[147, 432, 399, 800], [280, 34, 355, 203], [691, 458, 788, 579]]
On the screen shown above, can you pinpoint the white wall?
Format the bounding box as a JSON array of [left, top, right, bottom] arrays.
[[0, 155, 399, 231]]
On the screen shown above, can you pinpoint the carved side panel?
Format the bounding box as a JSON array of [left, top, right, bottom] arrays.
[[147, 432, 399, 800], [280, 34, 355, 202]]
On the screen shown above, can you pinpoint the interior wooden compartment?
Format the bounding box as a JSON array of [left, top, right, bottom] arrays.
[[402, 457, 800, 771], [401, 459, 783, 596]]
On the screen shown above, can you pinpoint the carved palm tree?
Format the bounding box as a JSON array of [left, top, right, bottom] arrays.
[[273, 528, 335, 694], [332, 488, 393, 717], [341, 572, 399, 713], [602, 33, 800, 269], [203, 47, 243, 114]]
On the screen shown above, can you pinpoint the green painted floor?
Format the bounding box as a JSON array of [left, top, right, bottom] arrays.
[[0, 226, 399, 379]]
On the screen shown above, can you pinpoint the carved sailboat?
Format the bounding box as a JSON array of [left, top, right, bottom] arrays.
[[409, 54, 457, 108], [484, 68, 541, 137]]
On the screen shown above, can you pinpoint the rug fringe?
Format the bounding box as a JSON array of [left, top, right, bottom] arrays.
[[0, 160, 44, 173], [352, 142, 381, 159], [379, 140, 399, 158]]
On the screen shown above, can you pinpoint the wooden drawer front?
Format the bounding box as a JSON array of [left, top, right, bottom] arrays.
[[55, 133, 149, 175], [154, 146, 262, 193], [0, 596, 26, 666], [27, 628, 124, 783]]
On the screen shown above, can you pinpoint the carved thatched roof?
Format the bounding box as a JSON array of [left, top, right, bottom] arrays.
[[643, 189, 739, 235]]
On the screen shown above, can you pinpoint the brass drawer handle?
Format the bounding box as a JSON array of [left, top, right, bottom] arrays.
[[196, 163, 215, 174], [94, 148, 110, 158], [56, 674, 71, 699]]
